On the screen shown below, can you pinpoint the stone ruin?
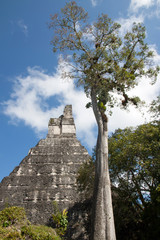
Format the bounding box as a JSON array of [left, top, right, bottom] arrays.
[[0, 105, 90, 225]]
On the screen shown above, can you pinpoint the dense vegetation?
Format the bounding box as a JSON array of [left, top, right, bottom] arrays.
[[0, 206, 61, 240], [77, 121, 160, 240], [52, 201, 68, 237]]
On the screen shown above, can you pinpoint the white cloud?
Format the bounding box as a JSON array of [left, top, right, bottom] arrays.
[[117, 15, 144, 36], [90, 0, 103, 7], [3, 64, 96, 150], [3, 46, 160, 152], [109, 75, 160, 133], [91, 0, 97, 7], [128, 0, 160, 18], [17, 20, 28, 36], [129, 0, 154, 13], [155, 0, 160, 17]]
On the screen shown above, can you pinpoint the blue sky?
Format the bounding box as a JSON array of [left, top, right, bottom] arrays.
[[0, 0, 160, 182]]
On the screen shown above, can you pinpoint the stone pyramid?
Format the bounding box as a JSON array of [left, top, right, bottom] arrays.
[[0, 105, 89, 224]]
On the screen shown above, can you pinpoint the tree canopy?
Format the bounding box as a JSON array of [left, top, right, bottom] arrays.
[[49, 1, 159, 113], [109, 121, 160, 239]]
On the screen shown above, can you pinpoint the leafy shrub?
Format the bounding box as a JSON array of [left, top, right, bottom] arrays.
[[0, 226, 24, 239], [52, 201, 68, 236], [0, 206, 28, 227], [21, 225, 60, 240], [4, 230, 23, 239], [0, 206, 61, 239], [77, 158, 95, 199], [0, 226, 9, 238]]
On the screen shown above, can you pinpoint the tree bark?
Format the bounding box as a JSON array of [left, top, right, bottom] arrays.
[[91, 89, 116, 240]]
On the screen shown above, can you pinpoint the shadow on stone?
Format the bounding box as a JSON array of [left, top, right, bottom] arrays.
[[64, 199, 92, 240]]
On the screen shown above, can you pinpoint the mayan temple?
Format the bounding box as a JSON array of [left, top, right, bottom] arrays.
[[0, 105, 90, 225]]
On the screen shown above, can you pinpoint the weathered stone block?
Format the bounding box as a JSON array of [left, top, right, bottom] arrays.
[[0, 105, 90, 225]]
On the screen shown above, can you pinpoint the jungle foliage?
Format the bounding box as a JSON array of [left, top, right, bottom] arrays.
[[52, 201, 68, 237], [77, 121, 160, 240], [0, 206, 61, 240]]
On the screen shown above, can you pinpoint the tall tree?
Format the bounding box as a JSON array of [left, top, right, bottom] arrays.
[[77, 121, 160, 239], [49, 2, 159, 239]]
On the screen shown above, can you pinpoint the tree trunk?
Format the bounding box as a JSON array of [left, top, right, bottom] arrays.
[[90, 89, 116, 240]]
